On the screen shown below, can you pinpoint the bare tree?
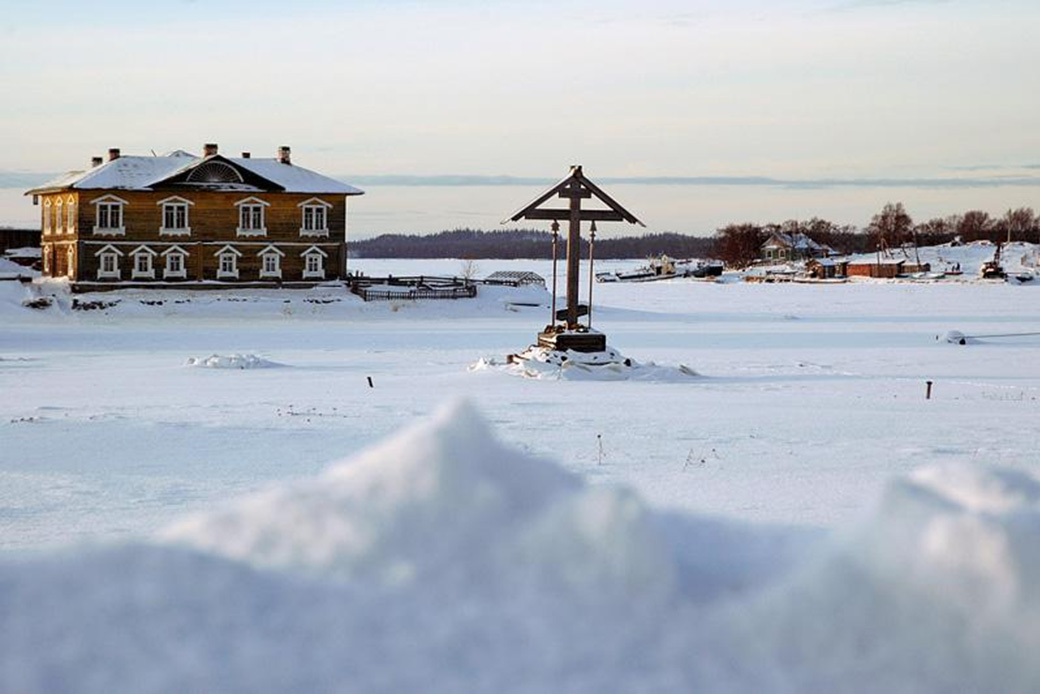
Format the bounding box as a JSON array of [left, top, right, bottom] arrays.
[[459, 258, 480, 281], [867, 202, 913, 255], [914, 216, 958, 247], [713, 223, 766, 269], [999, 207, 1038, 243], [956, 210, 993, 242]]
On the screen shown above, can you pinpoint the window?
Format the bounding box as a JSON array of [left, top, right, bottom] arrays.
[[43, 200, 51, 235], [55, 199, 63, 234], [238, 206, 265, 235], [101, 254, 118, 275], [95, 245, 123, 280], [165, 253, 185, 279], [186, 160, 243, 184], [216, 247, 240, 280], [301, 246, 327, 280], [162, 204, 189, 233], [66, 246, 75, 278], [66, 198, 77, 233], [235, 197, 269, 237], [162, 246, 189, 279], [131, 247, 156, 279], [258, 246, 284, 279], [93, 196, 127, 235], [43, 246, 51, 274], [262, 253, 279, 276], [301, 206, 327, 235], [299, 198, 331, 237]]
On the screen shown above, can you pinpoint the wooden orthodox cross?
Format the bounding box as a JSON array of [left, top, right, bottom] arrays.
[[505, 165, 644, 352]]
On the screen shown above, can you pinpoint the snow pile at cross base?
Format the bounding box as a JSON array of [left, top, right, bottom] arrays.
[[472, 345, 699, 381], [3, 403, 1040, 693]]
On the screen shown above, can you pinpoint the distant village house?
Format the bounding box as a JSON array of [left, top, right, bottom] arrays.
[[26, 144, 363, 287], [760, 231, 833, 262]]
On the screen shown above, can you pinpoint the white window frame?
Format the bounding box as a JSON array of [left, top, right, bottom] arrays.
[[131, 246, 157, 279], [162, 246, 189, 280], [54, 198, 64, 234], [300, 246, 328, 280], [257, 245, 285, 279], [235, 197, 269, 237], [94, 244, 124, 280], [66, 245, 75, 278], [215, 245, 242, 280], [43, 199, 52, 235], [43, 246, 51, 273], [158, 196, 193, 236], [298, 197, 332, 237], [66, 196, 77, 234], [91, 195, 128, 236]]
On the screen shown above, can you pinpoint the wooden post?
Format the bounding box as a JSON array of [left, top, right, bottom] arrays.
[[551, 221, 559, 327], [926, 380, 933, 399], [566, 185, 581, 328], [588, 221, 596, 328]]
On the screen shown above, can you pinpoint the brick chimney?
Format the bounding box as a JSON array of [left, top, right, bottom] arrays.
[[108, 148, 121, 161], [241, 151, 251, 159], [203, 143, 219, 157], [91, 156, 104, 167], [277, 146, 291, 165]]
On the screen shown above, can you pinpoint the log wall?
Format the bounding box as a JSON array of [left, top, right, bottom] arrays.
[[38, 189, 350, 283]]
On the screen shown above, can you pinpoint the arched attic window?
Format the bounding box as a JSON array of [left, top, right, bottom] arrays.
[[186, 161, 244, 184]]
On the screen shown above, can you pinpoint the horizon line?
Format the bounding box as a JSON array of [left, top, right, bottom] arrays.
[[4, 171, 1040, 191]]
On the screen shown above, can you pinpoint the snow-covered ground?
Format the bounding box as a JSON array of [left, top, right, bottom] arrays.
[[3, 248, 1040, 691]]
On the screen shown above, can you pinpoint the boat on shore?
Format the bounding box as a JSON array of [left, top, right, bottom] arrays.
[[596, 256, 722, 283]]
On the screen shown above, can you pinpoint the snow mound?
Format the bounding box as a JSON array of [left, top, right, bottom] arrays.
[[162, 400, 675, 596], [472, 346, 699, 381], [730, 461, 1040, 692], [186, 353, 283, 369], [4, 407, 1040, 692]]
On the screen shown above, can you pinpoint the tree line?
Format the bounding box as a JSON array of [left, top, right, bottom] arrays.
[[351, 228, 715, 260], [714, 204, 1040, 268]]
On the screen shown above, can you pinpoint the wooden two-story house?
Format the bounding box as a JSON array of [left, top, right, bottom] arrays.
[[26, 144, 363, 287]]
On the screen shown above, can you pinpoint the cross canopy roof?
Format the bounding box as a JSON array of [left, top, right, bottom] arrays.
[[503, 165, 645, 227]]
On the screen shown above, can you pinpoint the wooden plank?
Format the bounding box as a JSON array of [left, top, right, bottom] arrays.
[[521, 209, 626, 222]]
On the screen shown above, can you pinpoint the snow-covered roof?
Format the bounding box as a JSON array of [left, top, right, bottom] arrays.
[[762, 231, 829, 253], [29, 156, 194, 194], [26, 152, 363, 196], [485, 270, 545, 284], [848, 256, 905, 266], [229, 158, 362, 195], [809, 258, 837, 267]]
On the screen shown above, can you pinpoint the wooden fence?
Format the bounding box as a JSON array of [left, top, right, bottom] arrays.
[[349, 275, 478, 302]]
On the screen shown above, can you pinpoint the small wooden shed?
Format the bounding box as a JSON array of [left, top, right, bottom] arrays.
[[847, 258, 904, 278]]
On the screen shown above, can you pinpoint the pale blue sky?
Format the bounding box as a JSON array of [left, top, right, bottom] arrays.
[[2, 0, 1038, 235]]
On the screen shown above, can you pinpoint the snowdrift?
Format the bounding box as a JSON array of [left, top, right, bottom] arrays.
[[2, 402, 1040, 692], [186, 353, 283, 369]]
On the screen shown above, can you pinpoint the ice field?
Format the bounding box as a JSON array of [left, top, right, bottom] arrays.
[[2, 249, 1040, 691]]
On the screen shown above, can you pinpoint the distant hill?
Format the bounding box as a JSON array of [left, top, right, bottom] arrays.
[[350, 228, 716, 260]]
